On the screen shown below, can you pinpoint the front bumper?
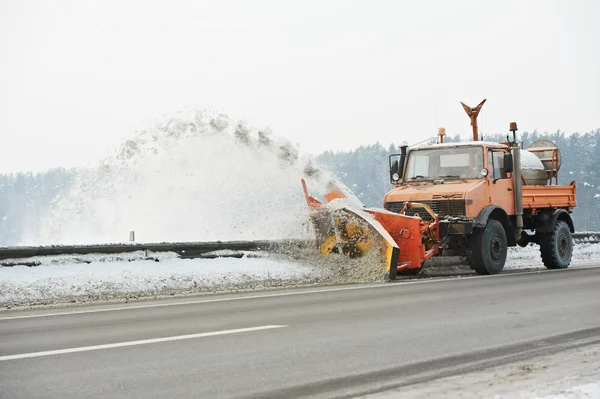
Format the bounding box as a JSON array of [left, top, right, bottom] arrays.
[[439, 219, 473, 237]]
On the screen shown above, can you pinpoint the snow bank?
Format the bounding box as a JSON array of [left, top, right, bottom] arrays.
[[0, 251, 326, 307], [526, 382, 600, 399], [0, 241, 398, 307], [373, 342, 600, 399], [505, 242, 600, 269], [1, 241, 598, 308]]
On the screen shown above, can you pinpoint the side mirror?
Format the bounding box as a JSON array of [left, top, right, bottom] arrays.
[[389, 155, 401, 184], [504, 153, 514, 174]]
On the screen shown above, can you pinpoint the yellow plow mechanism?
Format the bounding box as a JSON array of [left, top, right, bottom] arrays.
[[301, 179, 439, 280]]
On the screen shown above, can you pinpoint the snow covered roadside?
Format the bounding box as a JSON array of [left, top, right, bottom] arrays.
[[367, 343, 600, 399], [0, 251, 328, 308], [506, 242, 600, 269], [1, 242, 599, 309]]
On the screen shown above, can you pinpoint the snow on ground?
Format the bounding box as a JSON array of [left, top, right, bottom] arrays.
[[1, 242, 599, 308], [368, 343, 600, 399], [0, 251, 327, 308], [505, 242, 600, 269], [524, 382, 600, 399]]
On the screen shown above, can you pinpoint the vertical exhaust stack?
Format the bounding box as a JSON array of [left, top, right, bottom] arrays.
[[511, 122, 523, 239], [460, 99, 487, 141], [399, 145, 408, 175], [390, 145, 408, 185]]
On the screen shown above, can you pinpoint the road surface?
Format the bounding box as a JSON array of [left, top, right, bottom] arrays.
[[1, 267, 600, 398]]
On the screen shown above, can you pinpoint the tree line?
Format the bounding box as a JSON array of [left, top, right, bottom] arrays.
[[0, 167, 79, 245], [1, 129, 599, 245]]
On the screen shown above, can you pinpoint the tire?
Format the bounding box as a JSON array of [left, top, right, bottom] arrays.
[[465, 246, 476, 269], [540, 220, 572, 269], [398, 267, 423, 276], [470, 219, 508, 275]]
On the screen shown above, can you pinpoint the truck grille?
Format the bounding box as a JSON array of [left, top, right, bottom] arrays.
[[385, 200, 466, 217]]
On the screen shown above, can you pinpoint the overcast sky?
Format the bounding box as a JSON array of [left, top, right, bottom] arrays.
[[1, 0, 598, 172]]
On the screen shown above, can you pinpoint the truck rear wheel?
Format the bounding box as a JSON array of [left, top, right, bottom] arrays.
[[470, 219, 507, 275], [540, 220, 572, 269]]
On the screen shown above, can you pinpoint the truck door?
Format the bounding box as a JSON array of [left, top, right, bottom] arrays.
[[488, 150, 515, 215]]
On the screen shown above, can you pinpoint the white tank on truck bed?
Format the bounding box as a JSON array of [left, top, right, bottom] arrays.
[[520, 149, 548, 185], [521, 139, 562, 185]]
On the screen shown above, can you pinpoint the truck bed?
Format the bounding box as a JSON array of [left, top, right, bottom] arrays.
[[522, 181, 576, 210]]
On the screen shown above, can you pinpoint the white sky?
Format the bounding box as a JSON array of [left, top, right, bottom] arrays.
[[1, 0, 599, 173]]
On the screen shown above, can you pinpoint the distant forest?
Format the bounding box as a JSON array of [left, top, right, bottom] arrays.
[[1, 129, 599, 245]]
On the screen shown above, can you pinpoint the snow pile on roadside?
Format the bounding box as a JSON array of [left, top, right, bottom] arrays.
[[521, 382, 600, 399], [0, 241, 398, 308], [489, 346, 600, 399], [505, 242, 600, 269], [370, 342, 600, 399], [0, 251, 181, 267], [0, 252, 328, 308], [1, 241, 599, 308]]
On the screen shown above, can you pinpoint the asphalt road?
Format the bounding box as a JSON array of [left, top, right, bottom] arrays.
[[1, 267, 600, 399]]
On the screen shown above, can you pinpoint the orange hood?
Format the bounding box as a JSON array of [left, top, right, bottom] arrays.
[[383, 180, 489, 219]]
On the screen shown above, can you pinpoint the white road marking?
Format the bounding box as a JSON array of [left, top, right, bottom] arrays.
[[1, 265, 597, 321], [0, 325, 287, 362]]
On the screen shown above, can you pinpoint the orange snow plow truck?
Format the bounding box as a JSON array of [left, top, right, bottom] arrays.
[[302, 99, 577, 279]]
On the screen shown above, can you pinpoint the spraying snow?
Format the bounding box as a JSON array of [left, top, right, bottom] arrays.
[[21, 109, 333, 245]]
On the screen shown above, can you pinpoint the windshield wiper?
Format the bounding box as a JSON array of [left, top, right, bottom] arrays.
[[409, 175, 429, 180], [438, 174, 468, 182]]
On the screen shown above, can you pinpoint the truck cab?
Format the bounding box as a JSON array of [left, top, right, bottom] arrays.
[[386, 140, 517, 241], [385, 136, 576, 275], [385, 141, 514, 219]]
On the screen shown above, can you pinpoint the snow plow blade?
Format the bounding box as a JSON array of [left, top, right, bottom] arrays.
[[301, 179, 439, 280]]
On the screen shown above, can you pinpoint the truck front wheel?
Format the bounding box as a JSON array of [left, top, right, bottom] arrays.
[[470, 219, 507, 275], [540, 220, 572, 269]]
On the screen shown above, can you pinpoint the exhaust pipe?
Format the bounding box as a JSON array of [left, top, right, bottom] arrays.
[[399, 145, 407, 176], [389, 145, 408, 185], [510, 122, 523, 239]]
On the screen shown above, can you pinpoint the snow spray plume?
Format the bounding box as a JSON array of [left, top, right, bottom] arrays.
[[23, 109, 334, 245]]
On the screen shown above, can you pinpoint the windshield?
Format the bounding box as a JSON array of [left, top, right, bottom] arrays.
[[404, 146, 485, 181]]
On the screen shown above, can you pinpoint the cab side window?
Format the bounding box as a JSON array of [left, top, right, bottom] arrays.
[[487, 150, 495, 177], [492, 151, 506, 178], [487, 150, 508, 179]]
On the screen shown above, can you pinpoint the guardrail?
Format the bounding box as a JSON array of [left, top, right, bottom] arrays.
[[0, 232, 598, 265], [0, 239, 313, 262], [572, 232, 600, 243]]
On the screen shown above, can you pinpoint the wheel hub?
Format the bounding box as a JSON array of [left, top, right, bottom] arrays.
[[491, 235, 502, 261], [558, 233, 569, 258]]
